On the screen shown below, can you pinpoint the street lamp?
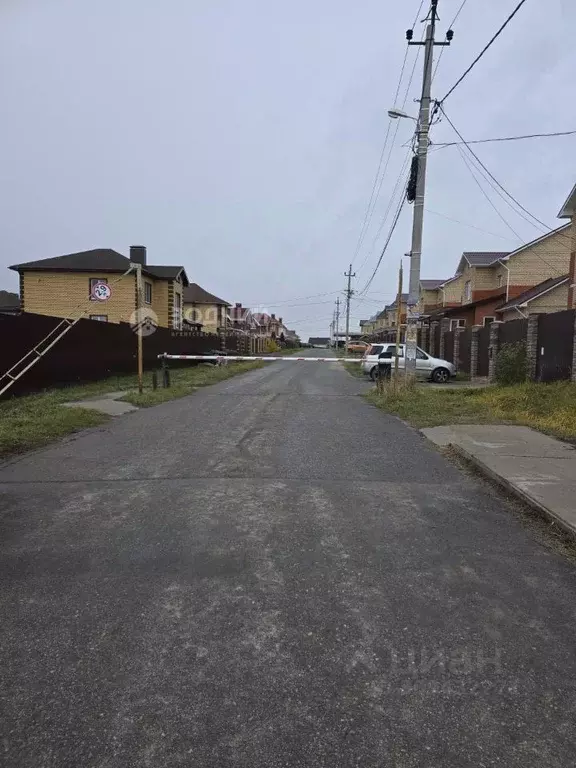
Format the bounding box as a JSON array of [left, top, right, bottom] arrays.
[[387, 108, 417, 121]]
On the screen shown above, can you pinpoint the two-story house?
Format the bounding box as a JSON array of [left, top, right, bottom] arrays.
[[421, 225, 572, 329], [10, 246, 188, 328], [557, 183, 576, 309], [182, 284, 230, 333]]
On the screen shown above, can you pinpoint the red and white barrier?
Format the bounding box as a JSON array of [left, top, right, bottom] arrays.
[[158, 354, 364, 362]]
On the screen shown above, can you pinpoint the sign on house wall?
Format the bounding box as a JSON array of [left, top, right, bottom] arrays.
[[91, 282, 112, 302]]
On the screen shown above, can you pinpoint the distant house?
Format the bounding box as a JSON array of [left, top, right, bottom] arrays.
[[253, 312, 282, 340], [9, 247, 188, 328], [228, 303, 260, 335], [0, 290, 20, 315], [182, 283, 230, 333]]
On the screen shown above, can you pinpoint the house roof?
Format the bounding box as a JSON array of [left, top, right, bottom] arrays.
[[10, 248, 132, 273], [182, 283, 230, 306], [420, 279, 446, 290], [499, 223, 571, 261], [388, 293, 409, 308], [9, 248, 189, 284], [456, 251, 509, 273], [558, 183, 576, 218], [495, 275, 569, 312], [145, 265, 189, 285]]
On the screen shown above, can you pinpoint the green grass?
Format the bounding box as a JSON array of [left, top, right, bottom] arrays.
[[366, 380, 576, 441], [343, 361, 365, 377], [0, 362, 263, 457]]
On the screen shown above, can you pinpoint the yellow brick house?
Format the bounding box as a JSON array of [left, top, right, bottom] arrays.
[[10, 246, 188, 329], [182, 284, 230, 333]]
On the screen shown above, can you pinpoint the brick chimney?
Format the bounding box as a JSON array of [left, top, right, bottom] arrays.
[[130, 245, 147, 266], [279, 317, 283, 324], [271, 313, 276, 320], [235, 302, 242, 308]]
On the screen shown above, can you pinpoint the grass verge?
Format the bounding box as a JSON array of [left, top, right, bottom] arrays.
[[0, 362, 263, 457], [365, 380, 576, 441], [122, 361, 263, 407]]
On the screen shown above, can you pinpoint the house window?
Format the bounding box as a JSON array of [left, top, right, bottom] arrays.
[[497, 274, 503, 287], [483, 316, 495, 326], [89, 314, 108, 322], [144, 282, 152, 304], [173, 292, 182, 330], [450, 319, 466, 330], [464, 280, 471, 302], [89, 277, 108, 300]]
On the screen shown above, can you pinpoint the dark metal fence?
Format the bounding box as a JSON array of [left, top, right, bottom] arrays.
[[433, 327, 441, 358], [443, 331, 454, 363], [0, 312, 245, 397], [458, 327, 472, 373], [536, 309, 575, 382], [500, 318, 527, 346], [477, 325, 490, 377]]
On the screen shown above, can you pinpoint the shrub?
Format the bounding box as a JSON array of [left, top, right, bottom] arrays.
[[495, 341, 527, 386], [265, 338, 280, 353]]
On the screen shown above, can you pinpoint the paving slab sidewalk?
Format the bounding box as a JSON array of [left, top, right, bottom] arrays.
[[423, 424, 576, 535]]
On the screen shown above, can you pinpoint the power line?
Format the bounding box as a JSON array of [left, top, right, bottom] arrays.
[[350, 0, 426, 268], [432, 129, 576, 148], [456, 144, 523, 239], [438, 105, 574, 244], [450, 130, 571, 279], [432, 0, 469, 82], [425, 207, 520, 242], [360, 190, 408, 295], [357, 146, 413, 273], [438, 0, 530, 107]]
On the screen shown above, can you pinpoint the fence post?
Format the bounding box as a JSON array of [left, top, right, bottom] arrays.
[[471, 325, 482, 380], [420, 324, 429, 354], [439, 318, 450, 359], [571, 311, 576, 383], [430, 321, 439, 355], [453, 327, 465, 373], [526, 314, 540, 382], [488, 321, 503, 383]]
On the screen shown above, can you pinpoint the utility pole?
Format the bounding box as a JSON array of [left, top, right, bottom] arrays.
[[135, 263, 144, 394], [344, 264, 356, 353], [394, 260, 404, 380], [335, 296, 341, 350], [405, 0, 452, 374]]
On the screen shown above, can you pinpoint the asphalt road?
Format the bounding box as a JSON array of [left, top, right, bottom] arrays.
[[2, 351, 576, 767]]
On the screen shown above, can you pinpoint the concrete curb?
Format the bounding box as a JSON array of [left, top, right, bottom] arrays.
[[450, 443, 576, 540]]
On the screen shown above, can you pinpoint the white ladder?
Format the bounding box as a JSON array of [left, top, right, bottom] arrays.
[[0, 315, 84, 398]]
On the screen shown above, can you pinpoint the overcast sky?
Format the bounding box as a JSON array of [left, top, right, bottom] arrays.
[[1, 0, 574, 339]]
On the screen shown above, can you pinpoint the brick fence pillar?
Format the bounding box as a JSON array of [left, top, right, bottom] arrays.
[[526, 314, 541, 382], [430, 321, 439, 356], [471, 325, 482, 379], [572, 311, 576, 383], [439, 318, 450, 360], [420, 325, 429, 354], [453, 326, 465, 372], [488, 321, 503, 382]]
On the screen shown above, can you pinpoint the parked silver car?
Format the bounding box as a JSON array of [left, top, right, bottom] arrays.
[[361, 343, 456, 383]]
